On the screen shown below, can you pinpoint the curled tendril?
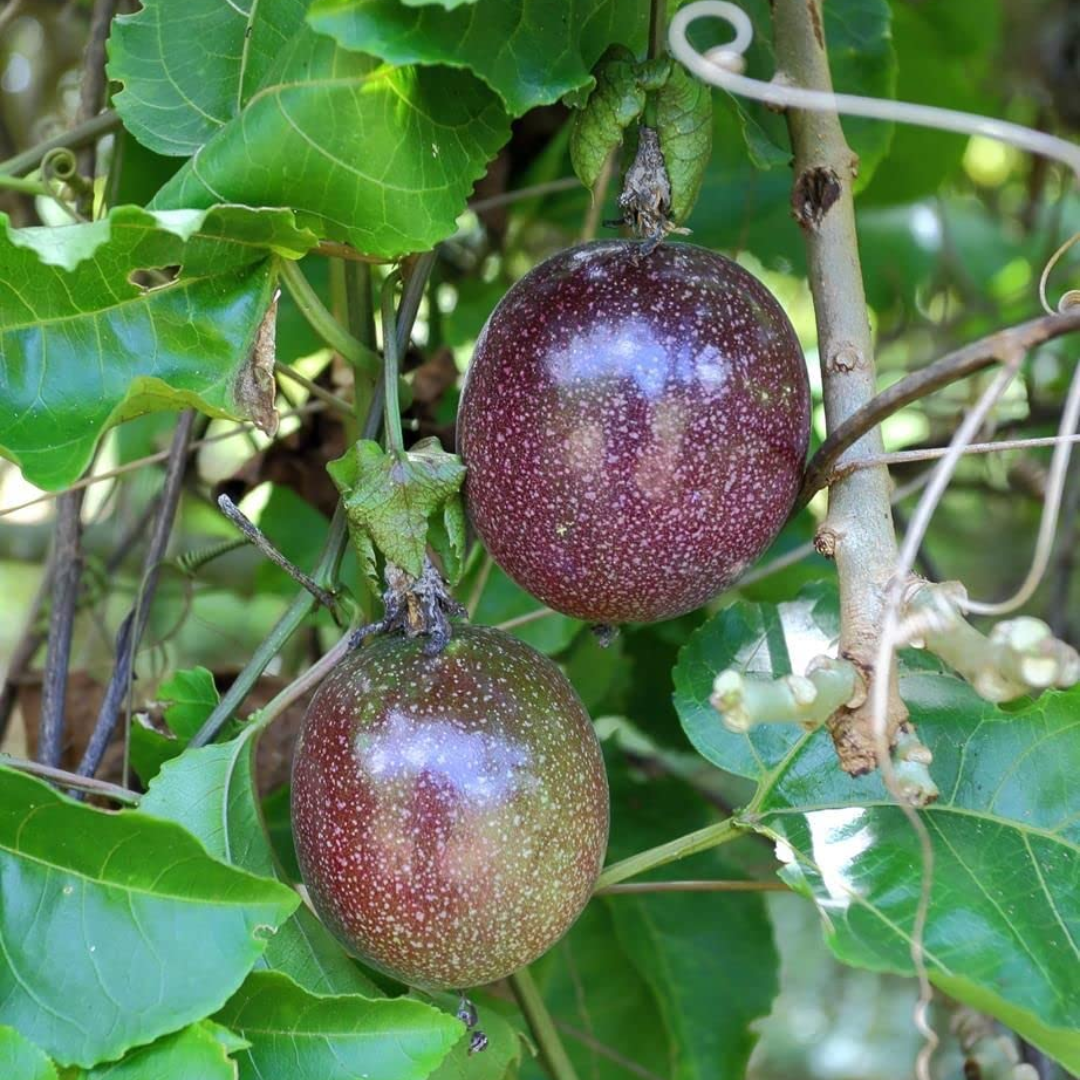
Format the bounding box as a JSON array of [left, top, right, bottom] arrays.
[[1039, 231, 1080, 315], [668, 1, 1080, 178]]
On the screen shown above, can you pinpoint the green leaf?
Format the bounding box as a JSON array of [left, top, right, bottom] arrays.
[[0, 204, 316, 491], [569, 46, 647, 191], [328, 437, 466, 580], [0, 1027, 58, 1080], [144, 26, 509, 258], [215, 971, 461, 1080], [307, 0, 648, 117], [673, 583, 1080, 1071], [0, 766, 298, 1068], [427, 494, 468, 586], [602, 757, 779, 1080], [424, 993, 522, 1080], [85, 1021, 246, 1080], [130, 666, 220, 785], [108, 0, 309, 157], [141, 728, 381, 998], [656, 64, 713, 224]]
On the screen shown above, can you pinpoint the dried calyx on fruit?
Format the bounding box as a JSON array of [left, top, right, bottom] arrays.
[[291, 624, 610, 990], [457, 240, 810, 625]]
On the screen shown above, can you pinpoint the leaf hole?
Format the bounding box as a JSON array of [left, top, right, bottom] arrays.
[[128, 265, 182, 292]]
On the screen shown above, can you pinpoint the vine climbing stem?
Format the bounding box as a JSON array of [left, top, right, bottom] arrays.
[[769, 0, 906, 773]]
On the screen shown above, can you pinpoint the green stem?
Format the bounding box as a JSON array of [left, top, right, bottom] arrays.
[[0, 174, 48, 195], [380, 271, 405, 454], [509, 968, 581, 1080], [280, 259, 380, 377], [0, 109, 121, 178], [593, 818, 743, 890]]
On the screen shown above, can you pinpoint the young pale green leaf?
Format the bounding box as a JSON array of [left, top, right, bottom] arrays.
[[0, 767, 297, 1068], [0, 204, 316, 491], [85, 1021, 246, 1080], [426, 495, 468, 586], [130, 666, 220, 785], [569, 46, 647, 191], [307, 0, 648, 117], [145, 27, 508, 258], [0, 1027, 58, 1080], [141, 728, 381, 998], [216, 971, 462, 1080], [602, 756, 779, 1080], [655, 65, 713, 224], [328, 438, 466, 580], [673, 583, 1080, 1072]]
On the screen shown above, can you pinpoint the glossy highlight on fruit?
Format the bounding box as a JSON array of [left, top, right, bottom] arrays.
[[291, 625, 609, 990], [457, 240, 810, 624]]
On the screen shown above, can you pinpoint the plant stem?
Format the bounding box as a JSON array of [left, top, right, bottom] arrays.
[[0, 110, 120, 178], [279, 259, 380, 377], [797, 308, 1080, 505], [381, 271, 405, 454], [1, 756, 139, 805], [597, 879, 789, 895], [509, 968, 581, 1080], [75, 0, 120, 208], [594, 818, 742, 890], [189, 253, 436, 747], [38, 490, 86, 767], [773, 0, 906, 774], [77, 411, 196, 778], [0, 174, 47, 195], [274, 362, 353, 417]]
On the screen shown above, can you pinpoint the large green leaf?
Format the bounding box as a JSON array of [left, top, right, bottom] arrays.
[[144, 25, 509, 257], [215, 971, 461, 1080], [0, 767, 297, 1068], [86, 1021, 246, 1080], [109, 0, 309, 157], [0, 1027, 57, 1080], [141, 727, 381, 998], [0, 204, 315, 490], [673, 584, 1080, 1071], [307, 0, 648, 117], [130, 666, 220, 785]]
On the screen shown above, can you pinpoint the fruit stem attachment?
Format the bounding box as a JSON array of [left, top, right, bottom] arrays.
[[594, 817, 742, 890], [381, 271, 405, 455], [509, 967, 582, 1080], [901, 580, 1080, 702]]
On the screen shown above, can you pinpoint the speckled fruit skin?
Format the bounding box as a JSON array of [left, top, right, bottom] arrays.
[[291, 625, 609, 990], [457, 240, 810, 624]]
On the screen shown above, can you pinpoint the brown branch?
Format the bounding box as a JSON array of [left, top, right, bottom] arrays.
[[798, 309, 1080, 506], [75, 0, 120, 196], [773, 0, 906, 773], [38, 490, 87, 767], [76, 411, 196, 779], [1, 755, 139, 805]]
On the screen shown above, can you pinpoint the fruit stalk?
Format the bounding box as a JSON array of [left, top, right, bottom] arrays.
[[772, 0, 907, 773]]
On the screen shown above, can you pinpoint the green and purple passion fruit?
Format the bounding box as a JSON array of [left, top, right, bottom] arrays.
[[291, 625, 609, 989]]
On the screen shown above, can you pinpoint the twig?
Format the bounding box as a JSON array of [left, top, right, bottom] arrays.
[[495, 607, 558, 633], [1049, 461, 1080, 639], [798, 310, 1080, 503], [465, 552, 493, 618], [76, 411, 196, 778], [509, 968, 581, 1080], [1, 755, 139, 805], [0, 400, 328, 520], [0, 110, 120, 178], [596, 879, 789, 895], [274, 362, 352, 417], [216, 494, 340, 613], [38, 490, 86, 767], [581, 150, 617, 242], [74, 0, 120, 198], [467, 177, 581, 213], [594, 818, 741, 890], [843, 433, 1080, 473], [771, 0, 906, 775]]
